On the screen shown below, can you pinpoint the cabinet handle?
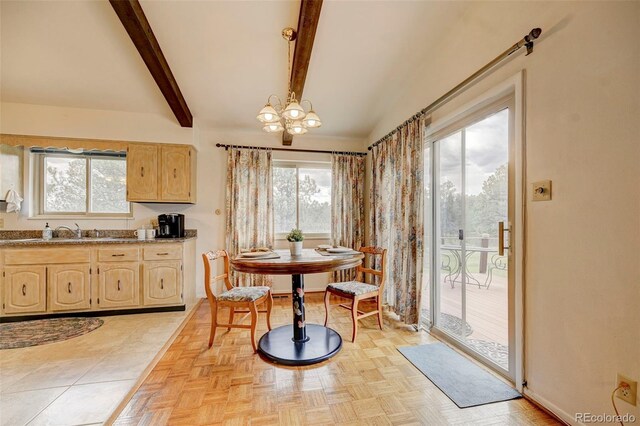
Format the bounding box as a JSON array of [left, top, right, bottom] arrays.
[[68, 282, 72, 293], [173, 168, 177, 178], [117, 280, 121, 291], [157, 252, 169, 256], [141, 166, 144, 177], [160, 278, 164, 289], [111, 254, 125, 257], [22, 284, 26, 296]]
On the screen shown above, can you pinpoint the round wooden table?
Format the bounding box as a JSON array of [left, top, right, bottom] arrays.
[[231, 249, 364, 366]]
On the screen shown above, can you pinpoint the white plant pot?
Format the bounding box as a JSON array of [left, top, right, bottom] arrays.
[[289, 241, 303, 256]]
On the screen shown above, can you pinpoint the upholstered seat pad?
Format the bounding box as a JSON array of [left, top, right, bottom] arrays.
[[218, 286, 270, 302], [328, 281, 379, 296]]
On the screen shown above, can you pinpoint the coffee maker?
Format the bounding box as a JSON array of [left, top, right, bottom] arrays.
[[157, 214, 185, 238]]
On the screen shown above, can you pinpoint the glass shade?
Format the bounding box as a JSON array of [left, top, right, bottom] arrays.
[[288, 121, 308, 135], [257, 104, 280, 123], [282, 101, 306, 120], [263, 122, 284, 133], [302, 110, 322, 128]]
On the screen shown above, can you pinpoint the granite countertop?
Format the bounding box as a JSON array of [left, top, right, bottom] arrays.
[[0, 229, 197, 247]]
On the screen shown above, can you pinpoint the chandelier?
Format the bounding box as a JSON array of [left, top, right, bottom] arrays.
[[256, 27, 322, 135]]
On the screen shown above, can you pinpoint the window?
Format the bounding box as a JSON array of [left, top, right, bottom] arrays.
[[273, 162, 331, 238], [35, 149, 130, 217]]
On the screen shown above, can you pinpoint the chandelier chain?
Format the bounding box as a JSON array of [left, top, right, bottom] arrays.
[[287, 38, 292, 101]]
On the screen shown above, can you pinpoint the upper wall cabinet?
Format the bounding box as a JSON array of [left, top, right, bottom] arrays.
[[126, 143, 196, 204], [127, 144, 159, 202], [0, 145, 24, 201]]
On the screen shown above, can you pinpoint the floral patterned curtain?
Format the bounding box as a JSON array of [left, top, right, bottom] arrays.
[[331, 154, 366, 282], [225, 148, 273, 287], [370, 117, 425, 324]]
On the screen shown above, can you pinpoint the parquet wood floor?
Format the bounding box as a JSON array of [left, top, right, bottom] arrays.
[[112, 294, 560, 425]]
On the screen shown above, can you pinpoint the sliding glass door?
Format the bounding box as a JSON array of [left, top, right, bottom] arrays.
[[425, 97, 515, 379]]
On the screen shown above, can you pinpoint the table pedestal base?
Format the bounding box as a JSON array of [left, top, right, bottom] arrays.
[[257, 324, 342, 366]]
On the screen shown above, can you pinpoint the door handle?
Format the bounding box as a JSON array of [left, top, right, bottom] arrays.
[[498, 221, 511, 256], [117, 280, 121, 291], [68, 282, 72, 293], [22, 284, 26, 296], [160, 278, 164, 289], [173, 168, 177, 178]]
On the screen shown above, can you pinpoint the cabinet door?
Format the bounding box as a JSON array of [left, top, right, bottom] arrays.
[[160, 145, 191, 202], [48, 264, 91, 312], [143, 261, 182, 306], [127, 144, 158, 202], [3, 266, 46, 314], [97, 263, 139, 309]]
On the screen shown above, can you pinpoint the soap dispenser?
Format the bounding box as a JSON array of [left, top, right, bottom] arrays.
[[43, 223, 52, 240]]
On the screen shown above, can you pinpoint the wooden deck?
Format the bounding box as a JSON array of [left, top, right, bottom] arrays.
[[422, 268, 509, 367]]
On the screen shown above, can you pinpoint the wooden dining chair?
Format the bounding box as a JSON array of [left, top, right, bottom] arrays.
[[202, 250, 273, 352], [324, 246, 387, 342]]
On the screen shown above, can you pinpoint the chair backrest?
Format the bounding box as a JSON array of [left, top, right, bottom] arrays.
[[202, 250, 234, 302], [356, 246, 387, 291]]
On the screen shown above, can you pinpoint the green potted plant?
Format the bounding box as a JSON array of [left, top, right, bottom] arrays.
[[286, 228, 304, 256]]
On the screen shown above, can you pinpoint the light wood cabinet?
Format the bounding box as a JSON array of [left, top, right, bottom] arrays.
[[126, 144, 159, 202], [3, 266, 47, 314], [160, 145, 192, 202], [0, 239, 195, 318], [126, 143, 196, 204], [97, 263, 140, 309], [143, 261, 182, 306], [48, 264, 91, 312]]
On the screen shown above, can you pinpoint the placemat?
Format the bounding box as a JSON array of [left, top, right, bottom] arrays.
[[236, 252, 280, 261], [315, 248, 361, 256]]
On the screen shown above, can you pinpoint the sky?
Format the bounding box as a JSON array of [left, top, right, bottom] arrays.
[[438, 108, 509, 195]]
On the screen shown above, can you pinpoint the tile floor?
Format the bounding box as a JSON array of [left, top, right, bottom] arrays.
[[0, 307, 195, 426]]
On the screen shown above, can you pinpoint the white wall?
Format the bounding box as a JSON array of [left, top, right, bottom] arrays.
[[367, 2, 640, 423], [0, 102, 365, 297]]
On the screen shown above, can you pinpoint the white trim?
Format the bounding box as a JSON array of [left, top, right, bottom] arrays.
[[524, 388, 580, 425], [425, 71, 526, 391]]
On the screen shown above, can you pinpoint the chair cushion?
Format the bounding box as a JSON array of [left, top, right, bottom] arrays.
[[218, 286, 270, 302], [328, 281, 379, 296]]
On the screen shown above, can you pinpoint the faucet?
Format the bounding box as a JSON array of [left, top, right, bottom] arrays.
[[55, 223, 82, 239]]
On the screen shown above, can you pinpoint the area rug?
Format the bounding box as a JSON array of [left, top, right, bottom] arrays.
[[0, 317, 104, 350], [466, 339, 509, 370], [421, 309, 473, 337], [398, 342, 521, 408]]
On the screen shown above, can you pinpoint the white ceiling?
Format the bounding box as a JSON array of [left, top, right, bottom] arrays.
[[1, 1, 468, 138]]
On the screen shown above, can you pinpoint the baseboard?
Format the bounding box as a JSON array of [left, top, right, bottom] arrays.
[[524, 388, 576, 425], [0, 305, 186, 323], [272, 290, 326, 296]]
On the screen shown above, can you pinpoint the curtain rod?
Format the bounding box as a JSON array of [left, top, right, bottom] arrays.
[[368, 27, 542, 151], [215, 143, 367, 157]]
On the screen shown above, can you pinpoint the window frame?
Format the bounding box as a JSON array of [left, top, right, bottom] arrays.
[[273, 160, 332, 241], [34, 151, 132, 218]]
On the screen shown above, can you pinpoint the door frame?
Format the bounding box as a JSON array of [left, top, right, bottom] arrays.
[[425, 71, 526, 391]]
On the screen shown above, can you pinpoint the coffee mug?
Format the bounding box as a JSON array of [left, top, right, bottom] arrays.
[[134, 229, 146, 240], [146, 229, 156, 239]]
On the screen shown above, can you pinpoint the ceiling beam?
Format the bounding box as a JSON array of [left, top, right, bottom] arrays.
[[109, 0, 193, 127], [283, 0, 323, 145]]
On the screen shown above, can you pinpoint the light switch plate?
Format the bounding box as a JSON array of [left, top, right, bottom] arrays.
[[532, 180, 552, 201]]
